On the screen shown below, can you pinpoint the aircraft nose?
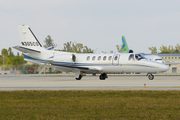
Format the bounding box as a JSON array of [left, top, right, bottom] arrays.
[[160, 64, 169, 72], [159, 60, 163, 63]]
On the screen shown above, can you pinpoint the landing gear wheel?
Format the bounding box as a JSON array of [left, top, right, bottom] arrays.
[[99, 75, 105, 80], [148, 74, 154, 80], [76, 74, 82, 80], [99, 73, 108, 80]]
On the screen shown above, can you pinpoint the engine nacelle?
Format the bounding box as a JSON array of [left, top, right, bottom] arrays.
[[53, 54, 76, 64]]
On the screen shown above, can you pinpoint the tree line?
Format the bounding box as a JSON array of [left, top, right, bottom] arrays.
[[149, 44, 180, 54], [43, 35, 94, 53], [0, 47, 24, 70]]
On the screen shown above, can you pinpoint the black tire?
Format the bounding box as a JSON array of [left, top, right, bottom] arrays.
[[148, 74, 154, 80], [99, 75, 105, 80], [76, 74, 82, 80]]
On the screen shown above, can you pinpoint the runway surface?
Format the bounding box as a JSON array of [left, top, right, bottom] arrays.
[[0, 75, 180, 91]]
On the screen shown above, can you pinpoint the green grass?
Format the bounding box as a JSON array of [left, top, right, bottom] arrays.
[[0, 90, 180, 120]]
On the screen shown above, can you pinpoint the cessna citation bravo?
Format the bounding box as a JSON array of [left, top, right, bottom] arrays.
[[13, 25, 169, 80]]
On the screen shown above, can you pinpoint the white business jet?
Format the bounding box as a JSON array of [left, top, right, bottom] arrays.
[[13, 25, 169, 80]]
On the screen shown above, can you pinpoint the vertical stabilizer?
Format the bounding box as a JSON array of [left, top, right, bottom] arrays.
[[122, 36, 129, 53], [18, 25, 42, 48]]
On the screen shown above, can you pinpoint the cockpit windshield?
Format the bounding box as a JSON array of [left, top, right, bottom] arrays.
[[135, 54, 146, 60], [128, 54, 146, 61]]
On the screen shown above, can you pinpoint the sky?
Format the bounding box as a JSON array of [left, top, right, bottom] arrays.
[[1, 0, 180, 55]]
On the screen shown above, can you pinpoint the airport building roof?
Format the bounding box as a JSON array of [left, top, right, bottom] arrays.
[[156, 54, 180, 56], [144, 54, 180, 56]]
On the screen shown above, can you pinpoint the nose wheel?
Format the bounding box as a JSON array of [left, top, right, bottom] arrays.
[[147, 74, 154, 80]]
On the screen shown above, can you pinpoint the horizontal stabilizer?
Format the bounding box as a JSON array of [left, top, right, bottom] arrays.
[[13, 45, 41, 53]]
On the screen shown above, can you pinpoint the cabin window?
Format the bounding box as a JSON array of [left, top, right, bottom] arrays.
[[128, 54, 134, 61], [114, 56, 118, 61], [108, 56, 112, 60], [103, 56, 107, 61], [179, 57, 180, 59], [175, 57, 177, 59], [86, 56, 90, 61], [98, 56, 101, 60], [92, 56, 96, 61]]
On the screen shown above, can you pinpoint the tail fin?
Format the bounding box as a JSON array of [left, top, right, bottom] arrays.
[[122, 36, 129, 53], [17, 25, 42, 48]]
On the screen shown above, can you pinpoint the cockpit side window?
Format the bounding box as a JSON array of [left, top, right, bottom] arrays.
[[129, 54, 134, 61], [135, 54, 146, 61]]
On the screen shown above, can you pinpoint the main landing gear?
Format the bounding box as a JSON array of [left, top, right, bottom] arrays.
[[75, 73, 108, 80], [99, 73, 108, 80], [147, 73, 154, 80], [76, 74, 83, 80], [75, 70, 83, 80]]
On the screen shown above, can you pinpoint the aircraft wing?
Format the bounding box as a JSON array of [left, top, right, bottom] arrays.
[[165, 63, 180, 66], [51, 64, 102, 73], [52, 64, 89, 70], [13, 45, 41, 53]]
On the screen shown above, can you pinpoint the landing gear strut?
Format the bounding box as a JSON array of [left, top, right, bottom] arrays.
[[76, 74, 83, 80], [147, 74, 154, 80], [99, 73, 108, 80]]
